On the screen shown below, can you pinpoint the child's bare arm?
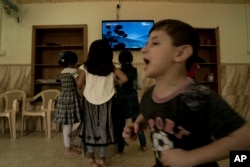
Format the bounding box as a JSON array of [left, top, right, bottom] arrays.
[[76, 69, 85, 96], [160, 123, 250, 167], [114, 68, 128, 85]]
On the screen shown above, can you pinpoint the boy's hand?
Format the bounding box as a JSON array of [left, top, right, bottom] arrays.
[[122, 123, 139, 140]]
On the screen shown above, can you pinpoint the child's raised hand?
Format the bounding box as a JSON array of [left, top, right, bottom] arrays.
[[122, 123, 139, 140]]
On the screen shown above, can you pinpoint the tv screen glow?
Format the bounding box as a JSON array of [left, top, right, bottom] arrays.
[[102, 20, 154, 50]]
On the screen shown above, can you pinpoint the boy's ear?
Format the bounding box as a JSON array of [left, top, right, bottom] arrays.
[[174, 45, 193, 62]]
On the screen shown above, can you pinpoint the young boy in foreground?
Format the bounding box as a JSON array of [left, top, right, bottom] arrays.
[[122, 19, 250, 167]]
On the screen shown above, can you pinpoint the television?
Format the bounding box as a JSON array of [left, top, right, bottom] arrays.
[[102, 20, 154, 50]]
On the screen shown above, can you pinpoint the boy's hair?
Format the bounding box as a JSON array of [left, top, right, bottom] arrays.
[[149, 19, 200, 71], [84, 39, 114, 76], [58, 51, 78, 67], [118, 50, 133, 65]]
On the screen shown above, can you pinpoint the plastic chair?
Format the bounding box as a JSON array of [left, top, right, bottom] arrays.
[[0, 90, 26, 140], [47, 98, 57, 139], [21, 89, 60, 139]]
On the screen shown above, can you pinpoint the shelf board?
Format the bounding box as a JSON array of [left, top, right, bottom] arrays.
[[198, 63, 218, 65], [198, 81, 218, 83], [34, 64, 60, 66], [35, 44, 83, 48], [36, 79, 60, 84], [199, 45, 217, 47], [35, 64, 83, 66], [35, 83, 60, 85]]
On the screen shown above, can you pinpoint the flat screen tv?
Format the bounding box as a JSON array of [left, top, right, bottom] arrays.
[[102, 20, 154, 50]]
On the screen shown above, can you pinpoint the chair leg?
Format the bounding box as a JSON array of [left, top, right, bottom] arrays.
[[11, 113, 16, 140], [1, 118, 4, 134], [7, 116, 13, 140], [21, 116, 24, 137], [40, 117, 43, 132], [43, 116, 48, 139], [47, 113, 51, 139]]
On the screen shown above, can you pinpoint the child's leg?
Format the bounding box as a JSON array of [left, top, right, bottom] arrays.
[[116, 117, 125, 153], [63, 124, 81, 155], [132, 117, 147, 151], [86, 146, 98, 167], [98, 146, 107, 167], [138, 131, 147, 151]]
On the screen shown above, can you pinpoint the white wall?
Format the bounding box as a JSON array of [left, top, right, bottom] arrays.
[[0, 2, 249, 64]]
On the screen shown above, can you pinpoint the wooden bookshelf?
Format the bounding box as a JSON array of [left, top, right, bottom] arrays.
[[31, 25, 88, 95]]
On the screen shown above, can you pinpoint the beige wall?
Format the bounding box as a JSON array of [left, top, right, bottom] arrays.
[[0, 1, 250, 64], [0, 1, 250, 120]]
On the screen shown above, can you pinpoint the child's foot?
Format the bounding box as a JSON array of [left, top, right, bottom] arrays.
[[140, 146, 147, 152], [71, 145, 82, 152], [89, 159, 98, 167], [64, 147, 82, 155], [98, 159, 107, 167]]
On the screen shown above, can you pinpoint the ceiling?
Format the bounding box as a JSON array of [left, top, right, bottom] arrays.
[[15, 0, 250, 5]]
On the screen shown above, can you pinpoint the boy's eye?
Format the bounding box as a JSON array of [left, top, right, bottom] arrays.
[[146, 38, 159, 46], [148, 41, 159, 46]]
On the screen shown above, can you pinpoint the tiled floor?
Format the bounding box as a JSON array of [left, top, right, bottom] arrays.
[[0, 130, 229, 167]]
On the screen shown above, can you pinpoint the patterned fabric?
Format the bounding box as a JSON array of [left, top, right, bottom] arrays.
[[54, 73, 81, 125], [140, 81, 246, 167], [79, 97, 115, 147]]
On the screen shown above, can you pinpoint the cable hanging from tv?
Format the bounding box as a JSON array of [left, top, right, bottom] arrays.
[[116, 0, 122, 20]]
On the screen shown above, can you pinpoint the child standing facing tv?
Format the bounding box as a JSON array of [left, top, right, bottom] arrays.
[[77, 39, 127, 167], [113, 49, 147, 154]]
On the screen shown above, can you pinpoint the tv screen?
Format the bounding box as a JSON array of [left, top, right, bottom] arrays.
[[102, 20, 154, 50]]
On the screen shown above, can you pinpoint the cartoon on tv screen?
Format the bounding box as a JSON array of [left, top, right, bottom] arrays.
[[102, 20, 154, 50]]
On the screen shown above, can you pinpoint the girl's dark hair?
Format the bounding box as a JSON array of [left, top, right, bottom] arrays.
[[58, 51, 78, 67], [84, 39, 114, 76], [149, 19, 200, 71], [118, 50, 133, 65]]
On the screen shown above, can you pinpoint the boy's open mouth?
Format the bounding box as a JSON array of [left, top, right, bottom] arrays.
[[144, 58, 150, 65]]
